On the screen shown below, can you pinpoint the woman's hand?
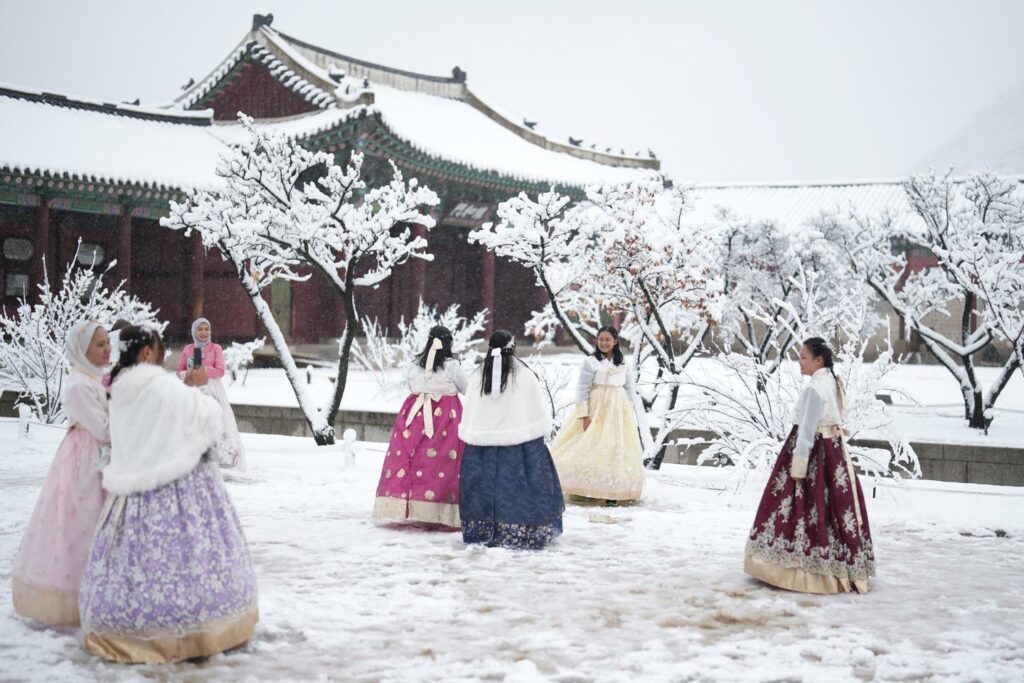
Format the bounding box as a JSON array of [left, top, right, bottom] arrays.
[[582, 416, 592, 431], [185, 367, 210, 387]]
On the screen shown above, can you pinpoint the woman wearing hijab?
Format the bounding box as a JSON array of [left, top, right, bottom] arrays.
[[177, 317, 246, 472], [11, 321, 112, 626]]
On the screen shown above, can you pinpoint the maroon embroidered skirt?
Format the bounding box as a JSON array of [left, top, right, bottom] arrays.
[[744, 425, 874, 594]]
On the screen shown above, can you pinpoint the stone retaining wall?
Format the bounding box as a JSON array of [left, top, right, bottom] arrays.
[[3, 391, 1020, 486]]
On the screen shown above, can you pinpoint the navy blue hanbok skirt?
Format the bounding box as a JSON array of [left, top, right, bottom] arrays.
[[459, 437, 564, 549]]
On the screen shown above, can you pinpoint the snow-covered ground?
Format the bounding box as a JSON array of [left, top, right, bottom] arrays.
[[2, 421, 1022, 682], [226, 356, 1024, 447]]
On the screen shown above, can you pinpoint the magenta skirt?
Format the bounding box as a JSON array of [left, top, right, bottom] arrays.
[[744, 426, 875, 594], [372, 393, 465, 527]]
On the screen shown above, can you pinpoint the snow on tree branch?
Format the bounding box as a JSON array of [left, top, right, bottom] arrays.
[[0, 244, 164, 423], [162, 115, 439, 444]]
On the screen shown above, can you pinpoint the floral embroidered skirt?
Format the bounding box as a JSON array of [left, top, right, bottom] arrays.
[[78, 458, 258, 663], [12, 426, 106, 627], [744, 426, 874, 594], [549, 385, 645, 501], [373, 393, 464, 527], [459, 437, 565, 550]]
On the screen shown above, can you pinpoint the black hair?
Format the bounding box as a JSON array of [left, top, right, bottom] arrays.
[[415, 325, 455, 372], [802, 336, 846, 412], [592, 325, 625, 366], [481, 329, 517, 395], [110, 325, 165, 382]]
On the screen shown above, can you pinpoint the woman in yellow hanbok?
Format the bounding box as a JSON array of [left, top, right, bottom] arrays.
[[550, 326, 645, 503]]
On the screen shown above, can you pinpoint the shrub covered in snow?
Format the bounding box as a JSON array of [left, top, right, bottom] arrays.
[[0, 246, 164, 423], [353, 299, 488, 391]]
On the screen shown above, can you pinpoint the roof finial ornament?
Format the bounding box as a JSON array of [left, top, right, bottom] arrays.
[[568, 136, 583, 147], [180, 77, 195, 91], [252, 13, 274, 31], [451, 66, 467, 83]]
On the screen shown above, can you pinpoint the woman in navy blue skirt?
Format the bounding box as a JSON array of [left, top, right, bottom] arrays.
[[458, 330, 564, 549]]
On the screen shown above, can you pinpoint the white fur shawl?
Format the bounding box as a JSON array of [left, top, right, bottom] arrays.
[[459, 363, 551, 446], [104, 363, 223, 495]]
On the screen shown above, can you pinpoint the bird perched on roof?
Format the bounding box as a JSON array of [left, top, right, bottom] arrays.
[[619, 149, 625, 155], [124, 98, 140, 106], [590, 143, 596, 149], [647, 149, 657, 160], [180, 77, 195, 91], [363, 77, 370, 88], [569, 137, 583, 147], [523, 119, 537, 130], [605, 147, 612, 153]]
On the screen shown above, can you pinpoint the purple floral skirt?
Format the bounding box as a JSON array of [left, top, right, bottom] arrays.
[[78, 458, 258, 663], [744, 426, 874, 594]]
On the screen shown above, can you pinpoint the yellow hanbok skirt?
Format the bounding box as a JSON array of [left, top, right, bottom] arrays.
[[549, 385, 645, 501]]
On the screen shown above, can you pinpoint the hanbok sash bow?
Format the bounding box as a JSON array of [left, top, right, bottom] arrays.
[[406, 338, 444, 438], [489, 348, 502, 395]]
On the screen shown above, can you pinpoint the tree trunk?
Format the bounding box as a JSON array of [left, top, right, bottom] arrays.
[[238, 272, 335, 445], [325, 279, 359, 429]]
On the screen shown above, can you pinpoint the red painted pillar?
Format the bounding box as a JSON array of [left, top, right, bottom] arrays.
[[481, 247, 495, 335], [34, 197, 51, 292], [117, 204, 132, 294], [187, 232, 205, 320]]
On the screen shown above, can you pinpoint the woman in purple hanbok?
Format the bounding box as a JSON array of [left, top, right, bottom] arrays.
[[78, 325, 258, 663], [744, 337, 874, 594]]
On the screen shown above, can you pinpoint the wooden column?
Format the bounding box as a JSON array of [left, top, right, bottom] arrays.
[[117, 204, 132, 294], [186, 232, 205, 319], [481, 247, 495, 335], [33, 196, 51, 291]]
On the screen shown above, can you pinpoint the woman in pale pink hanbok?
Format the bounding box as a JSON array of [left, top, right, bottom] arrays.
[[11, 321, 111, 626], [177, 317, 247, 472]]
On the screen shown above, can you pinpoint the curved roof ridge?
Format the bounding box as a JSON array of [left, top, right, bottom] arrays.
[[0, 82, 212, 126]]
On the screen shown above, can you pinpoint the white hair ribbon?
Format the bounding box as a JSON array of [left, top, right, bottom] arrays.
[[489, 348, 503, 395], [424, 337, 443, 376]]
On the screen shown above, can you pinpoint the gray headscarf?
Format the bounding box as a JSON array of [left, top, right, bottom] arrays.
[[191, 317, 212, 349], [66, 320, 106, 380]]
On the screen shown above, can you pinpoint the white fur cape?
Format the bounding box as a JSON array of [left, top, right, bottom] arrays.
[[103, 363, 223, 495], [459, 363, 551, 446]]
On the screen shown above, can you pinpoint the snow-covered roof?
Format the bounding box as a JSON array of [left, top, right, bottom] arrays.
[[170, 20, 659, 183], [687, 180, 914, 228], [0, 85, 226, 191]]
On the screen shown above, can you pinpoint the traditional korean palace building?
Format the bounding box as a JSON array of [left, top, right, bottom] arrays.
[[0, 14, 954, 347], [0, 15, 659, 342]]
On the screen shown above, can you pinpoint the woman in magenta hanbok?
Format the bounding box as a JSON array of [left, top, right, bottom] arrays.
[[11, 321, 111, 626], [372, 326, 468, 528]]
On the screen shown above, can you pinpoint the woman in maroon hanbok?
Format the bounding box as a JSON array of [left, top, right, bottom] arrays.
[[744, 337, 874, 594]]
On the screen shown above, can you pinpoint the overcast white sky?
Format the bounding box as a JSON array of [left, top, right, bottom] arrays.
[[2, 0, 1022, 183]]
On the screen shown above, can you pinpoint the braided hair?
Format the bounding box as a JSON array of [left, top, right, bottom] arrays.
[[591, 325, 625, 366], [802, 336, 846, 415], [109, 325, 165, 382]]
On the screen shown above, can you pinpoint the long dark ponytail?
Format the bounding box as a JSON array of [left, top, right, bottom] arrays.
[[802, 336, 846, 414], [110, 325, 165, 383], [592, 325, 625, 366], [481, 329, 517, 395], [415, 325, 455, 372]]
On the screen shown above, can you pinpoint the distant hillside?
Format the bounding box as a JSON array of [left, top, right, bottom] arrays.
[[920, 82, 1024, 175]]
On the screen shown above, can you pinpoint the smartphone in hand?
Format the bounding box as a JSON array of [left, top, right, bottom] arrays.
[[192, 346, 203, 370]]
